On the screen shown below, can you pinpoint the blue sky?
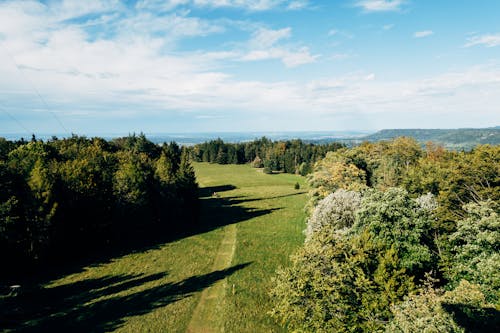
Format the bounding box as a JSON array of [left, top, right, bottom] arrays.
[[0, 0, 499, 135]]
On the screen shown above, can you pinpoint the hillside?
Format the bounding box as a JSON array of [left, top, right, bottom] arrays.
[[1, 163, 307, 332], [362, 127, 500, 149]]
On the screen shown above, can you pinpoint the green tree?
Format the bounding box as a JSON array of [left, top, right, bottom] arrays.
[[270, 230, 414, 332], [353, 188, 436, 276], [446, 200, 500, 302]]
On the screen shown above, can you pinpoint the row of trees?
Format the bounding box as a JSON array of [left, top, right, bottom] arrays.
[[270, 138, 499, 332], [190, 137, 344, 175], [0, 134, 198, 276]]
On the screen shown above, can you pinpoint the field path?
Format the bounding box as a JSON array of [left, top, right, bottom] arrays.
[[186, 223, 237, 333]]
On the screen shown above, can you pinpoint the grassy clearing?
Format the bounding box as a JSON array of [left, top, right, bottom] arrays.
[[2, 162, 307, 332], [193, 163, 307, 332]]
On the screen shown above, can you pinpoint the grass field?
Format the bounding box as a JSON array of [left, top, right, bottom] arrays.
[[1, 162, 307, 332]]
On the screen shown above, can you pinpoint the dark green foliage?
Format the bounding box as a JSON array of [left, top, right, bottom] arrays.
[[294, 182, 300, 190], [354, 188, 435, 277], [191, 137, 344, 175], [0, 135, 198, 276]]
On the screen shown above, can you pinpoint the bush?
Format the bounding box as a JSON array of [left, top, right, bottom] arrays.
[[294, 182, 300, 190], [305, 189, 361, 240], [446, 201, 500, 302], [388, 280, 498, 333], [270, 230, 414, 332]]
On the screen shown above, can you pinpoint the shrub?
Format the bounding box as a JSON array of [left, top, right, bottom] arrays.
[[446, 201, 500, 302], [305, 189, 361, 240], [270, 230, 414, 332]]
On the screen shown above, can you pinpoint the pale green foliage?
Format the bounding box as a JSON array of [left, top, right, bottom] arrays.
[[387, 283, 464, 333], [270, 230, 414, 332], [447, 201, 500, 301], [388, 280, 497, 333], [7, 141, 50, 177], [308, 150, 367, 197], [155, 153, 176, 184], [354, 188, 435, 274], [415, 192, 438, 212], [305, 189, 361, 240]]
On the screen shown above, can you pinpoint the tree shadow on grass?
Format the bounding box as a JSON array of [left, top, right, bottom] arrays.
[[1, 183, 272, 330], [222, 191, 306, 206], [1, 183, 271, 331], [196, 185, 282, 233], [2, 184, 272, 285], [1, 263, 251, 332]]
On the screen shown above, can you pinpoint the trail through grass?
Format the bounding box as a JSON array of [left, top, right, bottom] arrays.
[[186, 224, 237, 333], [1, 163, 307, 332]]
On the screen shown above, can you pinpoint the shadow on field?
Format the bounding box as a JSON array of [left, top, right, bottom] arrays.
[[0, 263, 251, 332], [2, 184, 270, 284], [197, 184, 282, 232], [1, 182, 268, 331], [223, 191, 306, 205]]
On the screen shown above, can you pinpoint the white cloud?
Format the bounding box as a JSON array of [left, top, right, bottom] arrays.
[[196, 0, 310, 11], [136, 0, 309, 11], [383, 24, 394, 30], [1, 1, 499, 132], [239, 27, 318, 67], [54, 0, 121, 19], [465, 33, 500, 48], [118, 12, 225, 38], [354, 0, 405, 12], [136, 0, 190, 12], [414, 30, 433, 38], [240, 45, 317, 67], [287, 1, 310, 10], [249, 27, 291, 48]]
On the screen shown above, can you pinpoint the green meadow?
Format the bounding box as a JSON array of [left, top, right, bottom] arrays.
[[3, 162, 307, 332]]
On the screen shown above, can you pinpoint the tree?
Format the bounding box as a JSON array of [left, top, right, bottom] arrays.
[[446, 200, 500, 302], [388, 280, 497, 333], [270, 230, 414, 332], [308, 151, 367, 198], [305, 189, 361, 240], [353, 188, 436, 276], [251, 156, 263, 168]]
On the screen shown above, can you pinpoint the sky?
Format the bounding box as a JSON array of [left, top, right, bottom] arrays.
[[0, 0, 499, 135]]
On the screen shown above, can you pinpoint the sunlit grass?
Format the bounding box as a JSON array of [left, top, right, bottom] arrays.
[[8, 162, 307, 332]]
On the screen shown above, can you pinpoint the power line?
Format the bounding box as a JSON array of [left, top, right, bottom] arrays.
[[0, 103, 32, 136], [0, 42, 70, 135]]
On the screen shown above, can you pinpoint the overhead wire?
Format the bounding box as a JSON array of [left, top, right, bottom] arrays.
[[0, 102, 33, 136], [0, 42, 71, 136]]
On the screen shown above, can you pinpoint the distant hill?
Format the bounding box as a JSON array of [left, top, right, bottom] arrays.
[[362, 127, 500, 149]]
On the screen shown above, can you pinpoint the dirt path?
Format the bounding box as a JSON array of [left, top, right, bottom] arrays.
[[186, 223, 237, 333]]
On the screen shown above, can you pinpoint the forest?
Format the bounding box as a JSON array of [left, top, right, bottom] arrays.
[[0, 134, 198, 278], [1, 134, 498, 332], [190, 137, 344, 174], [270, 138, 499, 332]]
